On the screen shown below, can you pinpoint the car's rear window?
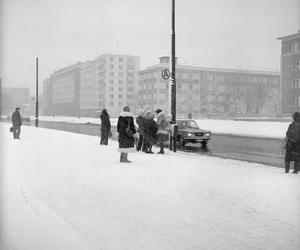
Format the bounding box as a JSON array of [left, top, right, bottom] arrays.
[[177, 121, 199, 129]]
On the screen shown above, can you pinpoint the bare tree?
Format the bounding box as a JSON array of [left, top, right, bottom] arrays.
[[245, 83, 269, 117]]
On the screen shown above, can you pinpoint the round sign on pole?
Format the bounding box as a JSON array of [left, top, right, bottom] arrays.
[[161, 69, 170, 80]]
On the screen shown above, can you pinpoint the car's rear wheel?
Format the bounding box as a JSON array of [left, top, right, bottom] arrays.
[[201, 140, 208, 147]]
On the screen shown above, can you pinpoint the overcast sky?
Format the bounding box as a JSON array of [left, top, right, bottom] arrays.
[[0, 0, 299, 94]]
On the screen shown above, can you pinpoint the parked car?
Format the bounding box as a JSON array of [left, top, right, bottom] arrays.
[[176, 119, 211, 147]]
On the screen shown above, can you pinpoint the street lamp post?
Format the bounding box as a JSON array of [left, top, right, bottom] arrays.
[[170, 0, 176, 123], [169, 0, 177, 152], [35, 57, 39, 127]]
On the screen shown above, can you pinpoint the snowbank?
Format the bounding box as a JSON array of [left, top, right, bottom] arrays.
[[34, 115, 289, 139], [1, 122, 299, 250]]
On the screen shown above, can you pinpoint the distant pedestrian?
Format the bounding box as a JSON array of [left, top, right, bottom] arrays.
[[284, 111, 300, 174], [117, 106, 136, 163], [144, 111, 158, 154], [136, 109, 146, 151], [156, 109, 170, 154], [100, 109, 111, 145], [12, 107, 22, 139]]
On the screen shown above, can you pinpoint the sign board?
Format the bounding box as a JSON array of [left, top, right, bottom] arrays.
[[161, 68, 170, 80]]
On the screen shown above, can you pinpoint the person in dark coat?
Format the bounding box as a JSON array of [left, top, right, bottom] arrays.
[[100, 109, 111, 145], [285, 111, 300, 174], [12, 107, 22, 139], [136, 109, 146, 151], [117, 106, 136, 163], [143, 111, 157, 153]]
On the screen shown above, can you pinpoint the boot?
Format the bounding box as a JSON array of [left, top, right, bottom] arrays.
[[293, 161, 299, 174], [120, 153, 124, 163], [157, 146, 164, 154], [123, 153, 131, 163], [285, 161, 290, 173]]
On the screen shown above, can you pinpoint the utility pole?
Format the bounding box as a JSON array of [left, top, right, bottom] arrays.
[[0, 78, 2, 121], [170, 0, 176, 123], [169, 0, 177, 152], [35, 57, 39, 127]]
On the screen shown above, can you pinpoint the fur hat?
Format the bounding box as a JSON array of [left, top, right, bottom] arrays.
[[137, 109, 144, 116], [123, 106, 130, 112], [155, 109, 162, 114]]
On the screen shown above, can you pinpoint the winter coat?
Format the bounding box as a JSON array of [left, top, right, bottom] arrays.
[[100, 111, 111, 132], [156, 111, 169, 135], [12, 110, 22, 126], [285, 120, 300, 162], [144, 119, 158, 145], [136, 115, 146, 136], [286, 121, 300, 144], [117, 111, 136, 149]]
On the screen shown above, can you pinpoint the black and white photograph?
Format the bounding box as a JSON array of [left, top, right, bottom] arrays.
[[0, 0, 300, 249]]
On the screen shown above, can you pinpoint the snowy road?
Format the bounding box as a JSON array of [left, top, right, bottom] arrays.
[[1, 122, 300, 250]]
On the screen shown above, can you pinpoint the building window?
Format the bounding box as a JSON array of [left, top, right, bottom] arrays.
[[119, 65, 123, 70], [110, 72, 114, 77], [109, 87, 114, 91], [109, 102, 114, 106], [119, 58, 123, 63], [119, 94, 123, 99], [292, 97, 300, 106], [109, 80, 114, 84], [293, 42, 300, 53], [119, 80, 123, 84], [292, 60, 300, 71], [110, 64, 114, 69], [119, 87, 123, 91], [119, 72, 123, 77], [110, 57, 114, 62], [292, 79, 300, 89], [110, 94, 114, 98]]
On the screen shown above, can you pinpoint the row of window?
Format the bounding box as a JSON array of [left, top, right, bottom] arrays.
[[292, 79, 300, 89], [292, 96, 300, 106]]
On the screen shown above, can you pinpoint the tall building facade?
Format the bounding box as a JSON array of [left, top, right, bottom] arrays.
[[278, 31, 300, 115], [80, 54, 140, 116], [43, 54, 140, 117], [139, 57, 280, 118]]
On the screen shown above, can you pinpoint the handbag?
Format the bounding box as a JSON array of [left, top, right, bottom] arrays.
[[9, 127, 14, 133], [125, 119, 134, 137]]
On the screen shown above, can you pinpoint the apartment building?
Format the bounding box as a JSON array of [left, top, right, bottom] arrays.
[[80, 54, 140, 116], [138, 57, 280, 118], [43, 54, 140, 117], [278, 31, 300, 115], [44, 63, 81, 116]]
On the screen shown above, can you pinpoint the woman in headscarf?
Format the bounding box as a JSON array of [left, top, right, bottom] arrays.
[[117, 106, 136, 163], [285, 111, 300, 174], [156, 109, 170, 154], [135, 109, 146, 151], [99, 109, 111, 145], [143, 110, 158, 154]]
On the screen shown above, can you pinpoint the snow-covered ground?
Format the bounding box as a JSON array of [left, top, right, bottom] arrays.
[[1, 122, 299, 250], [35, 115, 289, 139]]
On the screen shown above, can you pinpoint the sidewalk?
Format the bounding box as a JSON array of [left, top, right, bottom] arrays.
[[1, 122, 299, 250]]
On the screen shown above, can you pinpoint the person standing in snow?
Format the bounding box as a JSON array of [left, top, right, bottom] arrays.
[[11, 107, 22, 139], [100, 109, 111, 145], [284, 111, 300, 174], [143, 110, 158, 154], [155, 109, 170, 154], [117, 106, 136, 163], [136, 109, 146, 151]]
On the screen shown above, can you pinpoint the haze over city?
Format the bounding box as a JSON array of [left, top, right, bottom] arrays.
[[0, 0, 298, 93]]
